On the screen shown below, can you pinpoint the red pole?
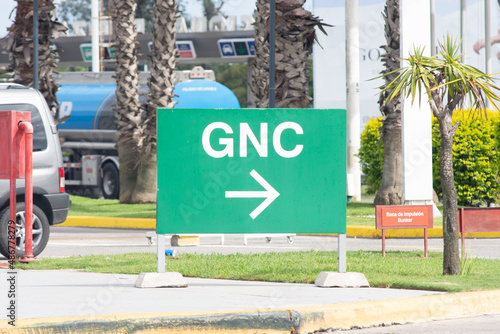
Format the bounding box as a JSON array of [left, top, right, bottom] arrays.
[[382, 229, 386, 257], [8, 123, 17, 267], [18, 121, 37, 263], [424, 228, 428, 258], [459, 208, 465, 258]]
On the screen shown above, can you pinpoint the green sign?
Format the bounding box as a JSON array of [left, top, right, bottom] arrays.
[[234, 41, 249, 56], [80, 43, 116, 62], [157, 108, 346, 234]]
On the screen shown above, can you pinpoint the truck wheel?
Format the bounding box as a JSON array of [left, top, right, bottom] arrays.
[[100, 163, 120, 199], [0, 203, 50, 258]]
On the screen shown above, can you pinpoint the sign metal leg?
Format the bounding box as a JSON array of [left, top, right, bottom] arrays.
[[157, 234, 165, 273], [135, 233, 188, 288], [382, 229, 386, 257], [424, 228, 428, 258], [338, 233, 346, 273]]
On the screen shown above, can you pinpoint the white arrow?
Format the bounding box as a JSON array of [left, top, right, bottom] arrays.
[[225, 170, 280, 219]]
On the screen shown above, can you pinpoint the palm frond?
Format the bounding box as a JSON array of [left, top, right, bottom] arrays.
[[375, 35, 500, 114]]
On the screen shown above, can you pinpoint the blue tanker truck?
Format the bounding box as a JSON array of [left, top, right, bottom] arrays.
[[57, 67, 240, 199]]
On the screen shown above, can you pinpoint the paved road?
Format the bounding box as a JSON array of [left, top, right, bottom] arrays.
[[12, 226, 500, 259], [330, 314, 500, 333]]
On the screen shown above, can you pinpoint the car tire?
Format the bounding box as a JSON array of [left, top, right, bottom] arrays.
[[0, 202, 50, 258], [100, 163, 120, 199]]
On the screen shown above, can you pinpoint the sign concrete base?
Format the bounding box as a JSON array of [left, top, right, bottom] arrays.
[[135, 272, 188, 288], [171, 235, 200, 246], [314, 271, 369, 288]]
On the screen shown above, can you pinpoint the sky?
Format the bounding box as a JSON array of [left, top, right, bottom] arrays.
[[0, 0, 313, 37]]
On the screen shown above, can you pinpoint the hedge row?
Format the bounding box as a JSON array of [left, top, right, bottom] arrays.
[[359, 110, 500, 205], [358, 117, 384, 194]]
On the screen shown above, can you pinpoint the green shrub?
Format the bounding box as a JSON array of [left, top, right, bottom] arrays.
[[359, 110, 500, 205], [357, 117, 384, 194], [433, 110, 500, 206]]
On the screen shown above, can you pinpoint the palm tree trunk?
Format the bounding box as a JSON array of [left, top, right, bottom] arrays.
[[251, 0, 270, 108], [111, 0, 142, 203], [438, 112, 460, 275], [134, 0, 178, 203], [374, 0, 403, 205], [2, 0, 66, 120], [375, 113, 403, 204], [252, 0, 327, 108], [274, 0, 319, 108]]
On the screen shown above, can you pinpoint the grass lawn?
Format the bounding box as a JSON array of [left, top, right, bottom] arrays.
[[69, 195, 444, 226], [69, 195, 156, 218], [17, 250, 500, 292], [43, 196, 496, 292]]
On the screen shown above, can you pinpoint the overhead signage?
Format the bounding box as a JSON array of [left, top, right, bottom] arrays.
[[157, 108, 347, 234], [176, 41, 197, 59], [147, 41, 197, 59], [218, 38, 255, 58], [80, 43, 116, 62]]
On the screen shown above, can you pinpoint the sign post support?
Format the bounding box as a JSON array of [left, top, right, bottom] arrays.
[[338, 233, 347, 273], [157, 234, 165, 273]]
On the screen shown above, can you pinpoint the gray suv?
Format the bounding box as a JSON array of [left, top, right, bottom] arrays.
[[0, 84, 70, 258]]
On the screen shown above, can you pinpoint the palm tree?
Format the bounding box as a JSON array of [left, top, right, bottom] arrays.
[[110, 0, 142, 203], [251, 0, 270, 108], [251, 0, 329, 108], [374, 0, 403, 205], [379, 36, 500, 275], [198, 0, 225, 22], [1, 0, 66, 120], [132, 0, 178, 203]]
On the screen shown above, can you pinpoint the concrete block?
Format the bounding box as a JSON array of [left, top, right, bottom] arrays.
[[134, 272, 188, 288], [314, 271, 370, 288], [171, 235, 200, 246]]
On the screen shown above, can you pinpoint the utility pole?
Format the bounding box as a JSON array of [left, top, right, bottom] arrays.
[[485, 0, 492, 108], [430, 0, 436, 56], [269, 0, 276, 108], [460, 0, 467, 61], [33, 0, 39, 89], [345, 0, 361, 202], [91, 0, 100, 72]]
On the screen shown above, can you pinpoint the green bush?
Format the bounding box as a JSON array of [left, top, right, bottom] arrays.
[[357, 117, 383, 194], [433, 110, 500, 206], [358, 110, 500, 205]]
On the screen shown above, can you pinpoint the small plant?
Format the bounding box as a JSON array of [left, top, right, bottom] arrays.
[[433, 110, 500, 206], [460, 249, 475, 276]]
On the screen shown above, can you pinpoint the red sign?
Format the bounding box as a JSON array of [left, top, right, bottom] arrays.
[[179, 51, 194, 58], [376, 205, 433, 229]]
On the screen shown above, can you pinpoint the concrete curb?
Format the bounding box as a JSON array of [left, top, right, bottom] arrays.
[[2, 290, 500, 333], [60, 217, 500, 238], [61, 216, 156, 229]]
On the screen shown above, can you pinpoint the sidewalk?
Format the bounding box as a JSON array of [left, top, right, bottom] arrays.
[[1, 270, 500, 333]]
